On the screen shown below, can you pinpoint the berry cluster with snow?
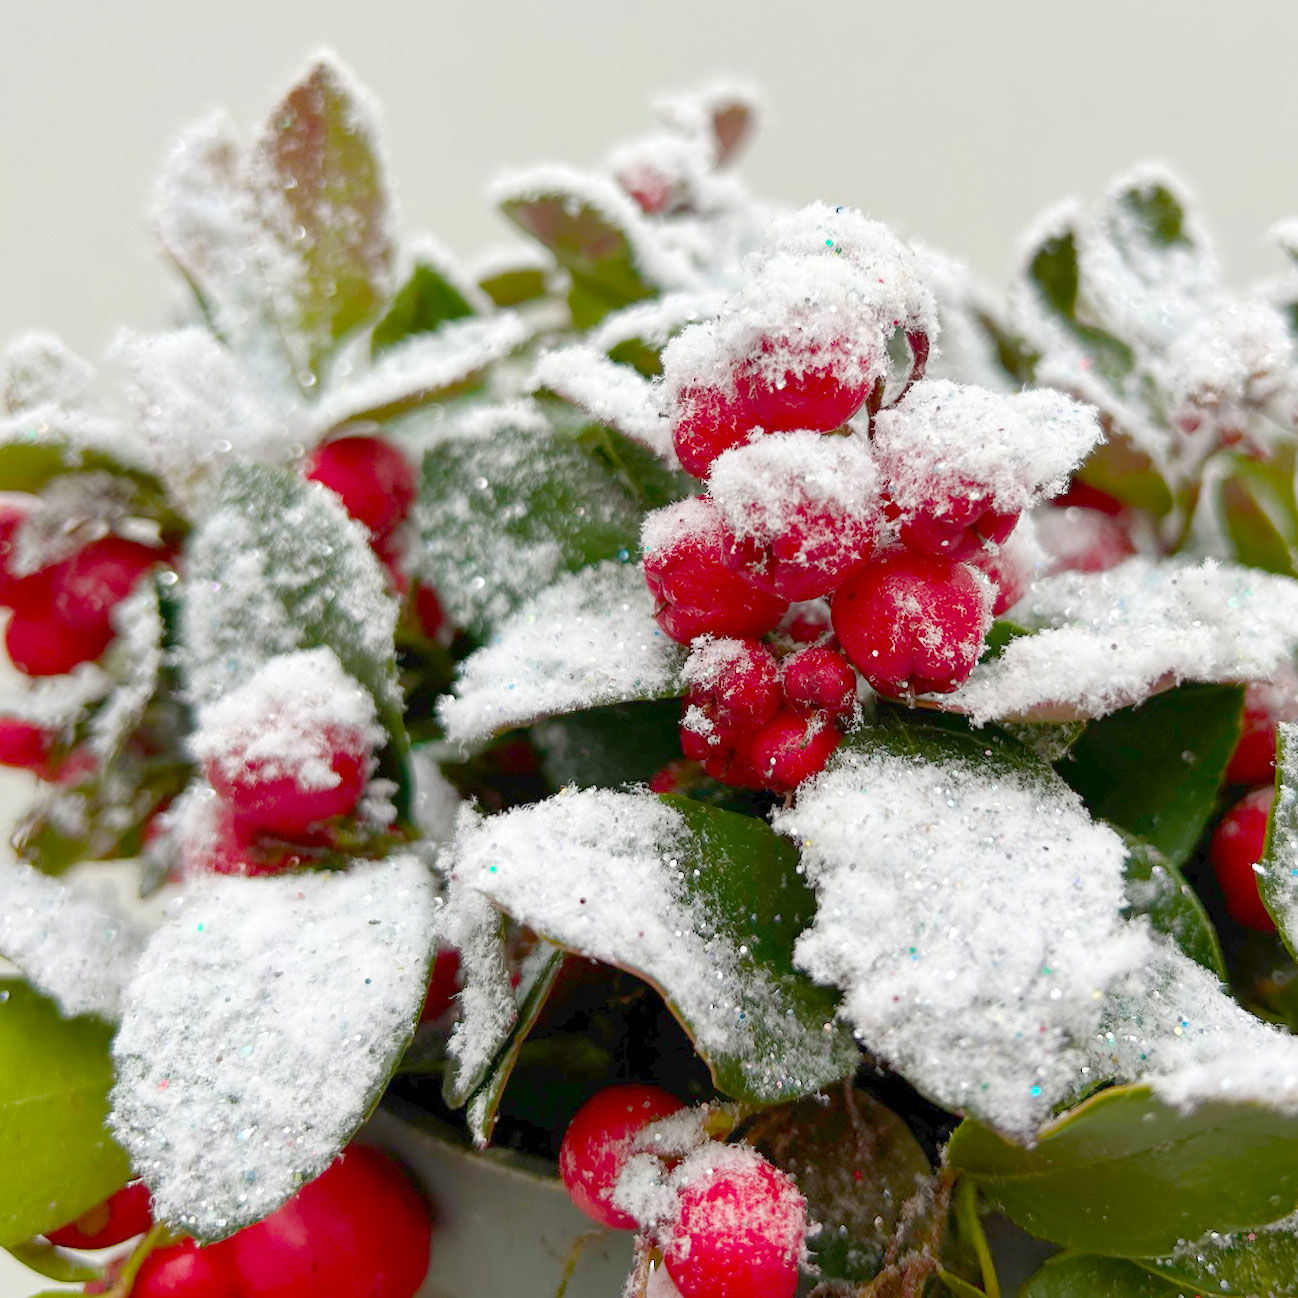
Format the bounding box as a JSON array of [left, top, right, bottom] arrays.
[[8, 51, 1298, 1298]]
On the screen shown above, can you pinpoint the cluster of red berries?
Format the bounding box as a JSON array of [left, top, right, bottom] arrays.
[[559, 1084, 806, 1298], [1208, 672, 1298, 933], [54, 1144, 430, 1298]]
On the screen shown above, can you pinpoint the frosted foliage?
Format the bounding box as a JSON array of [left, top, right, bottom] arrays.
[[951, 559, 1298, 723], [873, 380, 1103, 515], [0, 863, 147, 1020], [410, 749, 461, 845], [590, 292, 727, 357], [438, 562, 684, 746], [2, 331, 97, 415], [90, 582, 164, 759], [111, 856, 438, 1239], [776, 740, 1143, 1137], [0, 665, 108, 728], [181, 474, 398, 713], [112, 329, 289, 512], [443, 882, 514, 1097], [191, 648, 381, 789], [531, 347, 671, 457], [1260, 720, 1298, 938], [452, 789, 849, 1099], [708, 432, 881, 539], [404, 233, 491, 313]]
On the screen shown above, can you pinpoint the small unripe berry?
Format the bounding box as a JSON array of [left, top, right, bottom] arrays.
[[746, 711, 841, 793], [832, 553, 991, 697], [559, 1084, 685, 1230], [672, 389, 754, 480], [733, 340, 870, 433], [306, 436, 417, 539], [643, 499, 787, 645], [229, 1145, 432, 1298], [663, 1147, 806, 1298], [1210, 787, 1278, 933], [130, 1238, 240, 1298], [781, 647, 857, 720], [46, 1181, 153, 1250]]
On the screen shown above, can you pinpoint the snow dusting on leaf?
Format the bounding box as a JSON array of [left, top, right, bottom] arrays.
[[438, 561, 684, 747], [2, 331, 98, 415], [0, 864, 147, 1021], [110, 855, 438, 1240]]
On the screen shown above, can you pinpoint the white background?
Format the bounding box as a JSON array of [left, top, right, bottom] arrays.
[[3, 0, 1298, 1291]]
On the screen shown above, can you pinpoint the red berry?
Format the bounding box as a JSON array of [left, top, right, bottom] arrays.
[[413, 583, 448, 642], [680, 703, 757, 787], [1210, 787, 1278, 933], [131, 1239, 240, 1298], [1052, 480, 1126, 516], [559, 1084, 685, 1230], [832, 553, 991, 697], [643, 499, 787, 645], [723, 504, 878, 603], [205, 726, 370, 842], [895, 490, 1019, 562], [46, 1181, 153, 1250], [306, 436, 416, 540], [684, 638, 782, 729], [49, 536, 161, 634], [663, 1147, 806, 1298], [1228, 676, 1298, 785], [969, 543, 1030, 618], [0, 717, 60, 779], [229, 1145, 431, 1298], [5, 601, 108, 676], [373, 533, 409, 597], [779, 601, 832, 645], [746, 711, 841, 793], [781, 647, 857, 720], [672, 389, 755, 480], [419, 948, 463, 1024], [0, 498, 32, 604], [649, 760, 693, 794], [733, 340, 869, 433], [178, 795, 299, 878]]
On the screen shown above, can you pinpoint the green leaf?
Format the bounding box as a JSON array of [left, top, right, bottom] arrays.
[[1058, 683, 1243, 867], [1111, 179, 1192, 249], [463, 943, 566, 1147], [414, 421, 644, 638], [0, 421, 167, 505], [1020, 1255, 1184, 1297], [0, 981, 131, 1248], [248, 56, 393, 382], [1219, 450, 1298, 577], [1137, 1217, 1298, 1296], [936, 1267, 991, 1298], [183, 463, 411, 817], [1074, 431, 1175, 518], [1120, 835, 1225, 978], [371, 260, 477, 356], [499, 181, 657, 327], [947, 1081, 1298, 1256], [532, 699, 683, 791], [453, 790, 859, 1106], [5, 1238, 103, 1282], [1259, 720, 1298, 956], [477, 260, 548, 308], [752, 1088, 935, 1283]]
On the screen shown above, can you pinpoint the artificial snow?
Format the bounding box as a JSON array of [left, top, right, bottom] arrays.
[[110, 854, 439, 1239], [190, 648, 381, 792], [950, 558, 1298, 723], [438, 561, 684, 747], [0, 863, 147, 1021]]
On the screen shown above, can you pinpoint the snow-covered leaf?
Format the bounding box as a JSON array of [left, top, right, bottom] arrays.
[[1137, 1212, 1298, 1296], [110, 855, 438, 1240], [1217, 450, 1298, 577], [1259, 720, 1298, 953], [181, 463, 409, 810], [1121, 837, 1224, 979], [437, 562, 684, 747], [2, 332, 97, 415], [414, 410, 646, 639], [451, 788, 858, 1106], [949, 560, 1298, 724], [776, 717, 1143, 1137], [246, 55, 393, 383], [0, 981, 132, 1249], [1020, 1256, 1184, 1297], [0, 866, 146, 1020], [371, 247, 482, 355], [1058, 683, 1243, 866]]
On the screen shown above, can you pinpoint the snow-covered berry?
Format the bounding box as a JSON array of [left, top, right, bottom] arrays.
[[733, 337, 871, 433], [894, 489, 1019, 561], [746, 711, 841, 793], [682, 638, 782, 729], [672, 388, 755, 480], [228, 1144, 431, 1298], [1210, 787, 1277, 933], [663, 1145, 805, 1298], [781, 646, 857, 720], [559, 1084, 686, 1230], [679, 704, 757, 787], [642, 499, 787, 645], [46, 1181, 153, 1250], [306, 435, 417, 540], [832, 552, 991, 697], [1228, 675, 1298, 785]]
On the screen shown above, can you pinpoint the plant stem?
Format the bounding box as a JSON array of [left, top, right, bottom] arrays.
[[954, 1176, 1000, 1298]]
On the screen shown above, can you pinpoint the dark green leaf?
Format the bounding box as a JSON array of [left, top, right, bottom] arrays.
[[500, 184, 657, 327], [1058, 683, 1244, 866], [477, 261, 548, 308], [414, 422, 643, 638], [249, 57, 392, 382], [183, 463, 411, 818], [1219, 451, 1298, 577], [1021, 1255, 1184, 1297], [1113, 180, 1191, 249], [948, 1082, 1298, 1256], [5, 1238, 103, 1282], [752, 1088, 935, 1283], [532, 699, 683, 791], [580, 424, 694, 512], [1138, 1217, 1298, 1295], [0, 981, 131, 1248], [1028, 229, 1081, 319], [371, 260, 476, 356], [1121, 835, 1225, 978]]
